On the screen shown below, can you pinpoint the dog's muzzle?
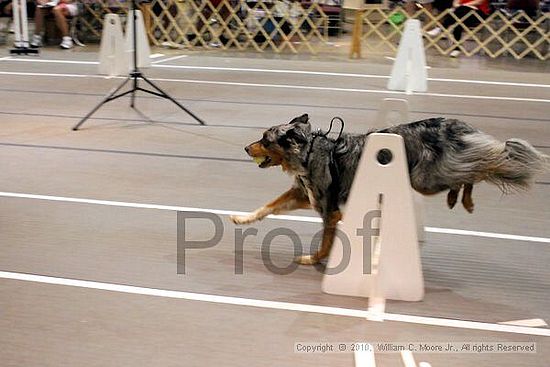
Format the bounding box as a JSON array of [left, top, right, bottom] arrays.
[[245, 145, 271, 168]]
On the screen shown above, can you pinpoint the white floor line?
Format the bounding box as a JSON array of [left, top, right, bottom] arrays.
[[367, 297, 386, 322], [1, 71, 548, 104], [424, 226, 550, 244], [1, 57, 549, 88], [499, 319, 548, 327], [151, 55, 188, 64], [0, 191, 549, 244], [401, 350, 417, 367], [0, 71, 98, 78], [354, 344, 376, 367], [0, 58, 97, 65], [1, 270, 549, 336]]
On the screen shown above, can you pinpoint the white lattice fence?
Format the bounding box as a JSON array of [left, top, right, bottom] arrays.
[[146, 0, 330, 53], [76, 1, 548, 59], [360, 7, 549, 60], [79, 0, 129, 42]]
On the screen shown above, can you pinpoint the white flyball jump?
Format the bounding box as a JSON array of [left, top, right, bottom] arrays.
[[374, 98, 411, 127], [124, 9, 151, 69], [322, 133, 424, 302], [374, 98, 425, 243], [98, 10, 150, 76], [387, 19, 428, 94], [98, 14, 127, 76]]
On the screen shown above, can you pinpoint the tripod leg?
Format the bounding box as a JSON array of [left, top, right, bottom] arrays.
[[140, 74, 206, 125], [130, 75, 138, 108], [73, 77, 131, 131]]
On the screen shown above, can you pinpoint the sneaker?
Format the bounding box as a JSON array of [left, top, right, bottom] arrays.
[[449, 49, 461, 58], [426, 27, 442, 37], [60, 36, 73, 49], [30, 34, 42, 48]]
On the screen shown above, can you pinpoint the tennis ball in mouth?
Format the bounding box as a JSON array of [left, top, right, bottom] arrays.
[[253, 156, 266, 165]]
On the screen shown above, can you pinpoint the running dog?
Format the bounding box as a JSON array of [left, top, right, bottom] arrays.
[[231, 114, 547, 265]]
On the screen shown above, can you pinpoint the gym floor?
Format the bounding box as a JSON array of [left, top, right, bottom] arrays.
[[0, 48, 549, 366]]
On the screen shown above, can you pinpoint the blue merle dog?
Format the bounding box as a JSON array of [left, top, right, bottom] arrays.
[[231, 114, 547, 265]]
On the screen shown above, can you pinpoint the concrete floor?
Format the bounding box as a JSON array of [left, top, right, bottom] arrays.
[[0, 46, 549, 366]]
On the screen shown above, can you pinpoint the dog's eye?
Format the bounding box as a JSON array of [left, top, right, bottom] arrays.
[[260, 138, 271, 147]]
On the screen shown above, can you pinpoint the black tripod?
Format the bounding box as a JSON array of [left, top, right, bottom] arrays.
[[72, 0, 205, 130]]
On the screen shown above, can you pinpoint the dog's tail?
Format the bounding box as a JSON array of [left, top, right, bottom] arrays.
[[449, 133, 548, 193], [485, 138, 548, 193]]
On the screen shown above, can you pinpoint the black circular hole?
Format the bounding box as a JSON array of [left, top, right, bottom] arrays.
[[376, 149, 393, 165]]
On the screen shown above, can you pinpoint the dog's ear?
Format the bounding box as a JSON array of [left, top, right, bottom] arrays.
[[278, 124, 309, 147], [290, 114, 309, 125], [288, 128, 308, 144]]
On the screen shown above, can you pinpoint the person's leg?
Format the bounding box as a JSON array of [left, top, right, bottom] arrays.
[[404, 0, 418, 16], [52, 5, 69, 36], [453, 7, 484, 43], [216, 1, 231, 44], [1, 1, 13, 16], [196, 1, 213, 34], [449, 6, 484, 56], [26, 0, 36, 19], [0, 1, 10, 34], [53, 3, 75, 48], [462, 8, 484, 29], [424, 0, 446, 33], [433, 0, 453, 12], [422, 2, 434, 15], [424, 8, 455, 35], [34, 6, 46, 34], [31, 5, 48, 46], [450, 5, 471, 43]]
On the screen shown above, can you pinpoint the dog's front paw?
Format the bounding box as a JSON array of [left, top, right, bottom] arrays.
[[463, 202, 474, 213], [230, 214, 257, 225], [294, 255, 319, 265]]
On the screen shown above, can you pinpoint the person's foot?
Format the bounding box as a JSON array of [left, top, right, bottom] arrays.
[[30, 34, 42, 47], [426, 27, 442, 37], [449, 49, 461, 58], [60, 36, 73, 49]]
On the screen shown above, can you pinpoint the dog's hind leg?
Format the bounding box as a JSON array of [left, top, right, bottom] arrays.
[[230, 187, 310, 225], [296, 210, 342, 265], [447, 186, 461, 209], [461, 183, 474, 213]]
